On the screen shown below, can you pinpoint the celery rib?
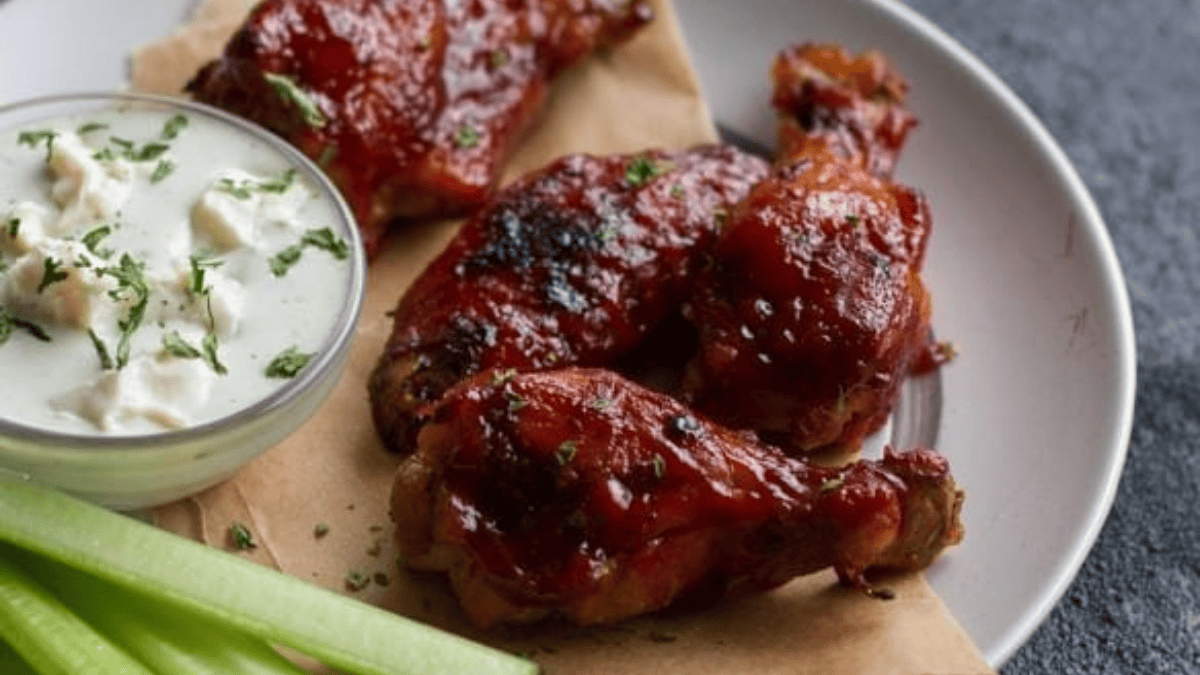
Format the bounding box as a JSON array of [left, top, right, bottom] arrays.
[[0, 475, 538, 675], [0, 637, 39, 675], [8, 547, 308, 675], [0, 554, 157, 675]]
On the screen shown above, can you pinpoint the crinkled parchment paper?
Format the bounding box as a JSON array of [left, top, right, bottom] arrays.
[[136, 1, 993, 672]]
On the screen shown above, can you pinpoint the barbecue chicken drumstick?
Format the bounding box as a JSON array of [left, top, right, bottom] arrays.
[[681, 152, 933, 454], [681, 45, 934, 454], [187, 0, 653, 256], [392, 367, 964, 627], [369, 146, 770, 454]]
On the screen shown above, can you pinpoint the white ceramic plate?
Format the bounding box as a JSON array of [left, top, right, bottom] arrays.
[[0, 0, 1136, 667]]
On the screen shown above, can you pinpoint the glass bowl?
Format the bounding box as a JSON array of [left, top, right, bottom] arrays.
[[0, 92, 366, 509]]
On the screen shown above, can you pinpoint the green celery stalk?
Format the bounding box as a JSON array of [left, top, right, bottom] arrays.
[[0, 553, 157, 675], [7, 546, 308, 675], [0, 475, 538, 675], [0, 637, 39, 675]]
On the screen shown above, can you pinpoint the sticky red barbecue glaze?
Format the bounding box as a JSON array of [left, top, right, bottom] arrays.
[[188, 0, 653, 255], [683, 152, 934, 454], [369, 146, 770, 454], [392, 368, 963, 626]]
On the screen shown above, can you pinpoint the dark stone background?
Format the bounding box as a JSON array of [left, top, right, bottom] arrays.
[[901, 0, 1200, 671]]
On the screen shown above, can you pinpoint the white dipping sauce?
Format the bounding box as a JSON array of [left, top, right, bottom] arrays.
[[0, 105, 353, 435]]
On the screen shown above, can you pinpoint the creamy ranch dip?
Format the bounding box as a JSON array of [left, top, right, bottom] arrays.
[[0, 104, 352, 435]]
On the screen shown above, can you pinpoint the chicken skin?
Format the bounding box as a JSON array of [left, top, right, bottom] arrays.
[[392, 367, 964, 627], [682, 154, 933, 454], [772, 43, 918, 177], [681, 45, 933, 454], [369, 146, 770, 454], [187, 0, 653, 256]]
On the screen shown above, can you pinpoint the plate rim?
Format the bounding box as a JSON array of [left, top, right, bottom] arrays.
[[852, 0, 1138, 665]]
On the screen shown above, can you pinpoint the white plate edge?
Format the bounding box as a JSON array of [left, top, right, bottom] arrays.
[[858, 0, 1138, 665]]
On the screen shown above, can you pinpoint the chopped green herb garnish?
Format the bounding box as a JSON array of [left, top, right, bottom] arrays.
[[268, 244, 304, 277], [96, 136, 170, 163], [264, 346, 313, 378], [845, 214, 862, 229], [229, 522, 256, 550], [37, 258, 69, 293], [129, 142, 169, 162], [160, 114, 189, 140], [651, 454, 667, 479], [491, 368, 518, 385], [98, 254, 151, 369], [269, 228, 351, 277], [80, 225, 114, 258], [556, 441, 579, 466], [820, 475, 845, 492], [344, 571, 370, 592], [108, 136, 135, 152], [505, 391, 527, 412], [17, 129, 57, 161], [301, 227, 349, 259], [76, 122, 109, 135], [591, 397, 613, 410], [263, 72, 327, 128], [455, 124, 481, 149], [87, 329, 114, 370], [6, 217, 19, 238], [0, 313, 14, 347], [13, 317, 50, 343], [215, 178, 254, 200], [669, 184, 685, 199], [317, 143, 338, 168], [149, 159, 175, 184], [0, 312, 50, 346], [187, 252, 224, 296], [216, 169, 297, 199], [162, 331, 202, 359], [625, 156, 670, 186], [259, 168, 297, 194], [313, 523, 330, 538], [596, 226, 618, 244], [201, 331, 228, 375]]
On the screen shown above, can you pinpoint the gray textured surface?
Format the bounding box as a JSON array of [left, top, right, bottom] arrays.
[[900, 0, 1200, 671]]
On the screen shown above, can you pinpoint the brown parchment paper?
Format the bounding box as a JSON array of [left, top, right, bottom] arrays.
[[134, 1, 994, 673]]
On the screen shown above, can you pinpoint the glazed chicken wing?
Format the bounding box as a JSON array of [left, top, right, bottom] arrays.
[[772, 43, 918, 175], [187, 0, 653, 256], [392, 367, 963, 627], [369, 146, 770, 454]]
